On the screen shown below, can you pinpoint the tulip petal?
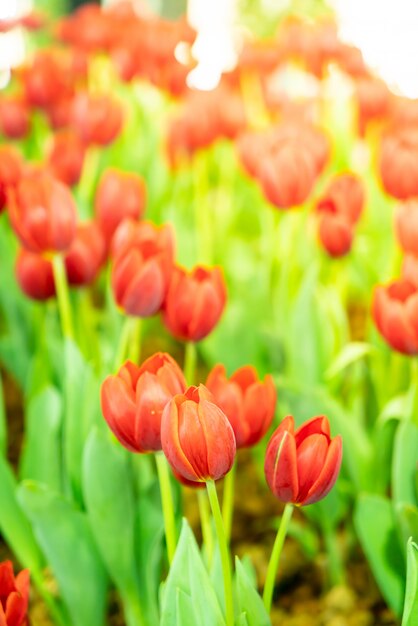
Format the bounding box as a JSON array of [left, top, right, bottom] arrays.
[[199, 400, 236, 480], [161, 398, 199, 481], [135, 371, 171, 452], [265, 426, 298, 503], [122, 257, 165, 317], [294, 415, 330, 446], [295, 434, 329, 503], [301, 435, 343, 505], [100, 375, 138, 452]]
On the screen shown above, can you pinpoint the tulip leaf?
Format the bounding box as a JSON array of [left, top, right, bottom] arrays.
[[236, 614, 249, 626], [175, 589, 195, 626], [234, 558, 271, 626], [402, 539, 418, 626], [354, 494, 405, 616], [19, 386, 63, 492], [370, 417, 398, 494], [324, 342, 374, 380], [18, 481, 108, 626], [392, 420, 418, 508], [396, 503, 418, 550], [0, 373, 6, 457]]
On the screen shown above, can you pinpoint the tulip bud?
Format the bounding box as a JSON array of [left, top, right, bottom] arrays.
[[15, 249, 55, 300], [95, 169, 146, 245], [111, 221, 174, 317], [8, 172, 77, 254], [101, 354, 186, 453], [265, 415, 342, 506], [372, 279, 418, 354], [402, 254, 418, 289], [64, 221, 106, 286], [395, 200, 418, 255], [0, 96, 30, 139], [163, 265, 227, 342], [72, 92, 123, 146], [318, 212, 354, 257], [206, 364, 277, 448], [0, 146, 22, 212], [317, 173, 365, 225], [0, 560, 30, 626], [380, 130, 418, 200], [48, 130, 86, 187], [161, 384, 236, 482]]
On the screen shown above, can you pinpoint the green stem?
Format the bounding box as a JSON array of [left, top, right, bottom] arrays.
[[78, 147, 100, 216], [222, 461, 236, 544], [155, 452, 177, 565], [122, 590, 146, 626], [114, 317, 142, 369], [52, 254, 74, 341], [197, 489, 214, 566], [206, 480, 234, 626], [323, 523, 345, 587], [263, 503, 293, 613], [193, 152, 213, 265], [408, 358, 418, 426], [127, 317, 142, 364], [184, 341, 197, 385]]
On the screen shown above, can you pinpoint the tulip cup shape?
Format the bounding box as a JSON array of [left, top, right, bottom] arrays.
[[264, 415, 342, 506], [64, 221, 106, 287], [372, 279, 418, 354], [72, 92, 123, 146], [206, 364, 277, 448], [380, 129, 418, 200], [317, 173, 365, 225], [0, 560, 30, 626], [161, 384, 236, 482], [101, 353, 186, 453], [318, 212, 354, 258], [48, 130, 86, 187], [163, 265, 227, 342], [16, 249, 55, 301], [395, 200, 418, 255]]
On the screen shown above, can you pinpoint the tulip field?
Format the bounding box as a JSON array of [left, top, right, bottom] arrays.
[[0, 2, 418, 625]]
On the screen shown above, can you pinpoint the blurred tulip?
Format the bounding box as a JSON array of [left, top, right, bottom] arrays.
[[356, 76, 391, 135], [95, 169, 146, 245], [317, 173, 365, 225], [0, 560, 30, 626], [265, 415, 342, 506], [64, 222, 106, 287], [0, 97, 30, 139], [395, 200, 418, 255], [112, 221, 174, 317], [380, 129, 418, 200], [72, 92, 123, 146], [48, 130, 86, 187], [372, 279, 418, 354], [318, 213, 354, 257], [206, 364, 277, 448], [101, 353, 186, 453], [163, 265, 227, 342], [8, 172, 77, 254], [0, 146, 22, 212], [22, 51, 72, 109], [402, 254, 418, 289], [15, 249, 55, 301], [161, 384, 236, 482]]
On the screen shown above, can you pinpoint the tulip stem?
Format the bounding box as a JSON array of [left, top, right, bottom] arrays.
[[155, 452, 177, 565], [128, 317, 142, 364], [197, 489, 214, 566], [184, 341, 197, 385], [193, 152, 213, 265], [408, 358, 418, 426], [323, 522, 345, 587], [52, 254, 74, 341], [263, 503, 293, 613], [114, 317, 142, 368], [206, 480, 234, 626], [222, 461, 236, 544]]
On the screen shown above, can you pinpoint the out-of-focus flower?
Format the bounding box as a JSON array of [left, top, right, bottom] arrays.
[[318, 213, 354, 258], [8, 172, 77, 254], [0, 97, 30, 140], [163, 265, 227, 342], [48, 130, 86, 187], [317, 173, 365, 225], [0, 11, 45, 33], [355, 76, 392, 135], [380, 129, 418, 200], [64, 222, 106, 287], [21, 51, 73, 110], [395, 200, 418, 255], [112, 221, 175, 317], [0, 147, 22, 212], [206, 364, 276, 448], [372, 279, 418, 354], [402, 254, 418, 289], [72, 92, 123, 146], [161, 384, 236, 482], [0, 560, 30, 626], [15, 249, 55, 301], [95, 169, 146, 246], [264, 415, 342, 506]]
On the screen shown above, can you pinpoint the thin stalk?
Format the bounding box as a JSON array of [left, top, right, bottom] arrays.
[[193, 152, 213, 265], [127, 317, 142, 364], [122, 589, 146, 626], [184, 341, 197, 386], [114, 316, 142, 369], [78, 147, 100, 215], [263, 503, 293, 613], [408, 358, 418, 426], [52, 254, 74, 341], [197, 489, 214, 566], [155, 452, 177, 565], [206, 480, 234, 626], [222, 461, 236, 544], [113, 316, 132, 369]]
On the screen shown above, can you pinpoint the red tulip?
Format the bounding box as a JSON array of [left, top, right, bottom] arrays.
[[64, 222, 106, 287], [0, 560, 30, 626], [95, 169, 146, 245], [101, 353, 186, 452], [318, 212, 354, 258], [395, 200, 418, 255], [163, 265, 227, 342], [355, 77, 391, 135], [372, 279, 418, 354], [264, 415, 342, 506], [48, 130, 86, 187], [22, 51, 72, 109], [402, 254, 418, 289], [0, 147, 22, 212], [72, 92, 123, 146], [317, 173, 365, 225], [15, 250, 55, 301], [111, 221, 174, 317], [0, 97, 30, 139], [8, 172, 77, 254], [206, 364, 277, 448], [380, 129, 418, 200], [161, 384, 236, 482]]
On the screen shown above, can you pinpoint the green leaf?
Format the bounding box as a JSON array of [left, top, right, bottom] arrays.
[[370, 417, 398, 494], [325, 342, 374, 380], [392, 421, 418, 508], [175, 589, 195, 626], [19, 386, 63, 491], [18, 481, 108, 626], [235, 558, 271, 626], [354, 494, 405, 616], [396, 503, 418, 550], [236, 614, 249, 626], [0, 373, 6, 456], [402, 539, 418, 626]]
